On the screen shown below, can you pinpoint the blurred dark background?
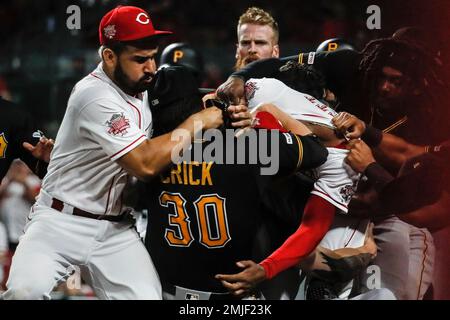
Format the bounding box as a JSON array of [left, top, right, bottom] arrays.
[[0, 0, 448, 134]]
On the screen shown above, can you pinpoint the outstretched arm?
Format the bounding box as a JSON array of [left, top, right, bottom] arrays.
[[253, 103, 312, 136], [259, 195, 335, 279], [374, 133, 426, 169], [215, 194, 335, 296], [118, 107, 223, 181]]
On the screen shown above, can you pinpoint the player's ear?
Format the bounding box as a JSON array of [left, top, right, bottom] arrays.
[[102, 48, 117, 66], [272, 44, 280, 58], [235, 43, 240, 60]]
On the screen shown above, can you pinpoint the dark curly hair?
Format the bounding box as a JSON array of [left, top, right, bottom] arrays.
[[359, 27, 446, 114], [278, 61, 327, 100]]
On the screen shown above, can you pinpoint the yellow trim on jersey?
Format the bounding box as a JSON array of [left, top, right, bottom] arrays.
[[293, 133, 304, 170], [298, 53, 304, 65], [382, 116, 408, 133]]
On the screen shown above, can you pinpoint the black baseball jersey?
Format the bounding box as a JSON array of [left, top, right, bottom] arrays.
[[0, 97, 38, 181], [144, 129, 326, 293]]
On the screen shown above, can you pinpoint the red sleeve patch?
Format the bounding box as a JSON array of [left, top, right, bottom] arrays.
[[106, 113, 130, 136], [245, 81, 259, 101]]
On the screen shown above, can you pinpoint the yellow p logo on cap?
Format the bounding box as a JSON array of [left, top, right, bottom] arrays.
[[328, 42, 338, 51], [173, 50, 184, 63]]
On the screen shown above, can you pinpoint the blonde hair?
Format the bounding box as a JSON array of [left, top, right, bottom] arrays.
[[237, 7, 279, 43]]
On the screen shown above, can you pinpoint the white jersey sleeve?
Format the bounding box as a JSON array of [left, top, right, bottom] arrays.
[[245, 78, 337, 128], [246, 78, 283, 109], [79, 99, 147, 161]]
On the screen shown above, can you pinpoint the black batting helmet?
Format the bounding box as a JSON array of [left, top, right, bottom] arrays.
[[316, 38, 355, 53], [159, 43, 204, 77]]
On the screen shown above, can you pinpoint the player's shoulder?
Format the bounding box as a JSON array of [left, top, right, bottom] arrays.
[[246, 77, 284, 87], [69, 74, 122, 111], [73, 73, 113, 98], [245, 77, 286, 102]]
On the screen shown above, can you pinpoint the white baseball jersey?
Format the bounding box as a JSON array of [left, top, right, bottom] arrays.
[[3, 63, 161, 300], [40, 63, 152, 216], [245, 77, 359, 213]]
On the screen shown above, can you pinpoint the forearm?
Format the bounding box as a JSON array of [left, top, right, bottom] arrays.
[[310, 250, 372, 283], [252, 110, 327, 170], [255, 104, 312, 136], [329, 245, 372, 258], [232, 51, 340, 81], [233, 58, 287, 81], [146, 114, 203, 172], [374, 133, 426, 169], [119, 114, 203, 181], [281, 55, 300, 62], [397, 191, 450, 232], [300, 245, 371, 272], [260, 195, 335, 279], [364, 162, 394, 193]]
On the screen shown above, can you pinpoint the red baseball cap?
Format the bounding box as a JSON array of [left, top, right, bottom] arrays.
[[99, 6, 172, 45]]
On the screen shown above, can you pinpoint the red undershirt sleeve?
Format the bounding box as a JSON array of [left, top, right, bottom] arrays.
[[259, 194, 336, 279]]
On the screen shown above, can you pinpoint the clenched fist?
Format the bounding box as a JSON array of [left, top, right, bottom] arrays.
[[192, 106, 224, 131], [216, 76, 246, 105], [332, 112, 366, 140]]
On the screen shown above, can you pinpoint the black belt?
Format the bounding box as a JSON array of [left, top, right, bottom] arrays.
[[51, 198, 129, 222], [163, 283, 260, 300]]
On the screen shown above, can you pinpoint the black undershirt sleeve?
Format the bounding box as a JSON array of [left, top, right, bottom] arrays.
[[364, 162, 394, 193], [265, 132, 328, 177], [232, 58, 288, 81]]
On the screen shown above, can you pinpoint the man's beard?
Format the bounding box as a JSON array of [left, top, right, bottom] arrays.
[[234, 53, 260, 70], [114, 62, 153, 96]]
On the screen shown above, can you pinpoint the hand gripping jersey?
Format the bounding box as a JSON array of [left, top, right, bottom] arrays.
[[246, 77, 360, 213]]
